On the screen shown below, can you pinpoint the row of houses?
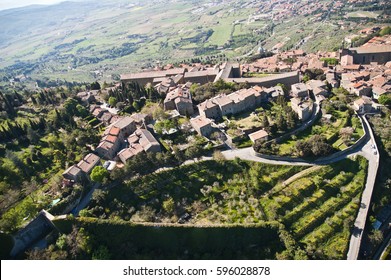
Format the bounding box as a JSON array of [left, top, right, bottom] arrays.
[[341, 70, 391, 98], [190, 84, 290, 137], [117, 129, 161, 164], [62, 153, 101, 183], [353, 96, 382, 114], [163, 85, 194, 116], [63, 112, 160, 183], [197, 86, 267, 120]]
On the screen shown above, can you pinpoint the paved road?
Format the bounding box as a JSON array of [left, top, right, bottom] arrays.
[[347, 115, 380, 260], [221, 114, 379, 260], [71, 182, 100, 216], [65, 113, 378, 260], [222, 147, 314, 166]]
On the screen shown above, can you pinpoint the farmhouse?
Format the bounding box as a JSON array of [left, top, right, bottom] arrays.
[[62, 165, 83, 182], [291, 83, 309, 98], [353, 96, 373, 114], [190, 116, 213, 137], [118, 129, 161, 163], [291, 98, 312, 121], [248, 129, 269, 143], [164, 87, 194, 116], [77, 153, 101, 176]]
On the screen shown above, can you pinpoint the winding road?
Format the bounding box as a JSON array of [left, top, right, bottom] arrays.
[[347, 115, 380, 260], [67, 112, 379, 260], [221, 114, 379, 260]]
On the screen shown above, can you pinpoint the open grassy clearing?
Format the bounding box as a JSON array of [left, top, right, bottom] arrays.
[[346, 11, 380, 19]]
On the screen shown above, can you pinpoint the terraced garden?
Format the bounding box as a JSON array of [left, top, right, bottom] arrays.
[[79, 156, 368, 259], [270, 108, 364, 157]]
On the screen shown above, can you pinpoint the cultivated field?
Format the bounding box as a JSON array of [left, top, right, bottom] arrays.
[[79, 157, 368, 259]]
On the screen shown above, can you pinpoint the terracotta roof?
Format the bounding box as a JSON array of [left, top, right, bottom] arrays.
[[104, 134, 118, 144], [77, 153, 100, 173], [97, 141, 114, 151], [249, 130, 269, 142], [136, 129, 159, 149], [352, 81, 369, 89], [63, 165, 82, 176], [175, 97, 192, 104], [111, 116, 135, 130], [118, 144, 144, 162], [215, 95, 233, 107], [355, 97, 372, 106], [372, 87, 387, 96], [369, 75, 387, 88], [198, 100, 218, 111], [190, 116, 212, 128], [107, 126, 120, 136]]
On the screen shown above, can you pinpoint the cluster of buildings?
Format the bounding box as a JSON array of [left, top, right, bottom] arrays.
[[190, 85, 284, 137], [63, 29, 391, 183], [339, 37, 391, 101], [76, 90, 101, 105], [121, 62, 300, 90], [163, 85, 194, 116], [241, 49, 340, 87], [63, 111, 160, 184], [117, 128, 161, 164], [197, 86, 267, 120], [90, 105, 121, 126]]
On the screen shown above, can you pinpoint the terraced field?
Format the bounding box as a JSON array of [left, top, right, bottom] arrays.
[[81, 156, 368, 259], [0, 0, 373, 85], [261, 157, 368, 259]]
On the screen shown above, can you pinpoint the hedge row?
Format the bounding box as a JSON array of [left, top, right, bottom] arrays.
[[53, 217, 286, 259]]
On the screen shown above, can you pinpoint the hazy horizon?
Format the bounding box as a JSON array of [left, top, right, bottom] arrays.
[[0, 0, 74, 11]]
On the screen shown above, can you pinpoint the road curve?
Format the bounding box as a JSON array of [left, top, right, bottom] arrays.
[[347, 115, 380, 260], [221, 114, 379, 261]]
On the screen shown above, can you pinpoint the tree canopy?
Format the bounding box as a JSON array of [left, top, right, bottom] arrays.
[[90, 166, 109, 183]]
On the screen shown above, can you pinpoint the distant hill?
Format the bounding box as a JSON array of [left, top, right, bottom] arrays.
[[0, 0, 387, 84]]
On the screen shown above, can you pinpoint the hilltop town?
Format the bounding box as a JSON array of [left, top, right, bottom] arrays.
[[0, 1, 391, 262], [62, 32, 390, 181]]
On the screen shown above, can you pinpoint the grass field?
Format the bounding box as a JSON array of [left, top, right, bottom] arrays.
[[346, 11, 380, 19]]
